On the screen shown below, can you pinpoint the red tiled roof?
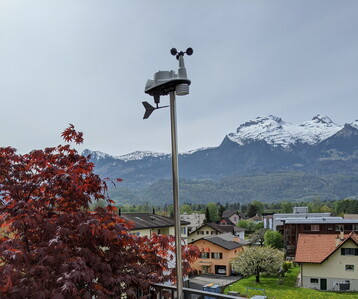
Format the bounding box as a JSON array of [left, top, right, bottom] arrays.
[[295, 232, 358, 263]]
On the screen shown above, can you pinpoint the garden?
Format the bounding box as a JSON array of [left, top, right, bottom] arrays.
[[224, 266, 358, 299]]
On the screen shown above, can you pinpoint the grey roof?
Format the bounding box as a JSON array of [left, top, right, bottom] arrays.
[[221, 217, 235, 225], [121, 213, 189, 229], [200, 233, 251, 250], [196, 223, 245, 234], [274, 212, 331, 218], [284, 218, 358, 224], [277, 216, 342, 222], [222, 210, 238, 218], [203, 236, 242, 250]]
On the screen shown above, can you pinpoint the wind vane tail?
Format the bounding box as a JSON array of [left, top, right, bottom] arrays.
[[142, 101, 155, 119]]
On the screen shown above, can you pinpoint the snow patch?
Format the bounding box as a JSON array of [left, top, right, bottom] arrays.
[[227, 114, 343, 149], [116, 151, 169, 162]]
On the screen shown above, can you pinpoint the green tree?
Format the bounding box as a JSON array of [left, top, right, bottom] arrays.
[[206, 202, 219, 223], [180, 203, 193, 214], [320, 205, 331, 213], [280, 201, 293, 213], [231, 246, 284, 283], [247, 201, 263, 217], [249, 228, 266, 246], [217, 202, 225, 219], [167, 204, 174, 218], [264, 230, 284, 249], [237, 220, 262, 234]]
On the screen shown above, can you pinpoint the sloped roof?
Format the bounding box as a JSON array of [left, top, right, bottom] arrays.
[[121, 213, 189, 230], [220, 217, 235, 225], [192, 233, 251, 250], [222, 210, 238, 218], [295, 232, 358, 263], [193, 222, 245, 234], [205, 236, 242, 250], [249, 214, 263, 221]]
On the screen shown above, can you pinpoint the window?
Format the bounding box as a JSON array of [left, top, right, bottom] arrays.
[[303, 225, 310, 231], [311, 224, 319, 231], [157, 229, 161, 234], [335, 224, 344, 232], [200, 252, 209, 259], [181, 227, 187, 235], [353, 224, 358, 231], [328, 225, 333, 231], [310, 278, 319, 284], [345, 265, 354, 271], [211, 252, 223, 259], [206, 231, 209, 235], [341, 248, 358, 256]]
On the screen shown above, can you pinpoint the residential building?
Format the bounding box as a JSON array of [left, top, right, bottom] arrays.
[[267, 208, 332, 231], [220, 210, 245, 225], [282, 218, 358, 257], [180, 213, 205, 234], [188, 223, 245, 243], [120, 212, 189, 243], [295, 232, 358, 291], [249, 214, 263, 223], [190, 233, 250, 276]]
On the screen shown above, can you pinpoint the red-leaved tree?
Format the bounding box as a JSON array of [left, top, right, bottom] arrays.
[[0, 125, 199, 298]]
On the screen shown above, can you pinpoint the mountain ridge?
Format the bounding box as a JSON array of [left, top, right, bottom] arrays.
[[84, 115, 357, 161], [83, 115, 358, 204]]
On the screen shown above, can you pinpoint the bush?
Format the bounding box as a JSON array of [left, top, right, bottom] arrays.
[[283, 261, 292, 273]]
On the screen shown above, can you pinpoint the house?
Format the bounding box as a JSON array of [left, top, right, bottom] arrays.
[[266, 207, 333, 231], [282, 218, 358, 257], [295, 232, 358, 291], [248, 214, 263, 223], [220, 210, 245, 225], [190, 233, 250, 276], [120, 212, 189, 243], [180, 213, 205, 234], [188, 223, 245, 243]]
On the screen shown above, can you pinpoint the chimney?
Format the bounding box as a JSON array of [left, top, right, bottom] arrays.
[[340, 230, 345, 241], [335, 229, 345, 246]]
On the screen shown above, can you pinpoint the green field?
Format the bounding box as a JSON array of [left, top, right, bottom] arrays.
[[224, 267, 358, 299]]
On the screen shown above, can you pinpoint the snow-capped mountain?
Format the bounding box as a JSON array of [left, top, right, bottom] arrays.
[[83, 115, 358, 190], [83, 149, 169, 163], [227, 114, 343, 149]]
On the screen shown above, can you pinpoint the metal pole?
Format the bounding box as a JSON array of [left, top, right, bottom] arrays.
[[169, 91, 183, 299]]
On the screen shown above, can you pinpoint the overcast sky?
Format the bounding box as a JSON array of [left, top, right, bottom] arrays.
[[1, 0, 358, 156]]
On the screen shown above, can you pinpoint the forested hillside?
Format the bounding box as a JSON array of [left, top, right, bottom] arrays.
[[108, 172, 358, 206]]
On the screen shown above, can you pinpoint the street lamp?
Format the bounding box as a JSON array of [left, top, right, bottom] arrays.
[[142, 48, 193, 299]]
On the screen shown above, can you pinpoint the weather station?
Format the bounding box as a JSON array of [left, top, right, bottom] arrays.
[[142, 47, 193, 299]]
